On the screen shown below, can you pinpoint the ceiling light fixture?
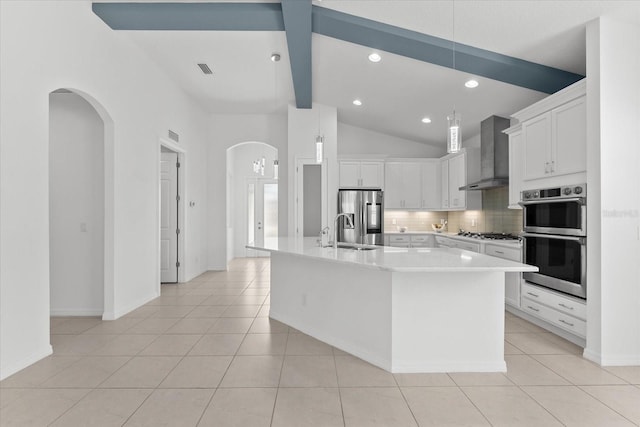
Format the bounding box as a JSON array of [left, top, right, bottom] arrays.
[[465, 79, 479, 88], [368, 53, 382, 63], [273, 160, 279, 180], [447, 1, 462, 154], [421, 117, 432, 124], [197, 63, 213, 75], [270, 53, 281, 62], [353, 99, 362, 106], [315, 135, 324, 164]]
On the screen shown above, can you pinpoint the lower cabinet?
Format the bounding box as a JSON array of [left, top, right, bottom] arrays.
[[385, 234, 435, 248], [520, 282, 586, 338], [484, 244, 522, 308]]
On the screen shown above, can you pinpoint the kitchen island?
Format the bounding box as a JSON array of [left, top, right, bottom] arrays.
[[248, 238, 537, 373]]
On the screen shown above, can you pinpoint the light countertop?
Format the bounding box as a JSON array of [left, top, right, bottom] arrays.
[[385, 231, 522, 248], [248, 238, 536, 273]]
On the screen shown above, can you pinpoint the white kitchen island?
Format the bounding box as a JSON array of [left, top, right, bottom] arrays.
[[248, 238, 537, 373]]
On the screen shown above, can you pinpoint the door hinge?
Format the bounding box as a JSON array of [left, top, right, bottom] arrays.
[[176, 261, 181, 268], [176, 195, 180, 202], [176, 228, 180, 235], [176, 161, 181, 168]]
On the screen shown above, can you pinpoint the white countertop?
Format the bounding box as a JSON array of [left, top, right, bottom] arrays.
[[386, 231, 522, 249], [248, 238, 536, 273]]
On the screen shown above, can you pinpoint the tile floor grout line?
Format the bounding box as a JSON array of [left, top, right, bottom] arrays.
[[394, 374, 421, 427], [576, 384, 640, 426], [452, 383, 495, 426]]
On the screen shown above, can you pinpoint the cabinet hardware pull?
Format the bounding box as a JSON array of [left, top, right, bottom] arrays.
[[551, 161, 555, 172], [558, 303, 574, 310], [559, 319, 574, 327], [495, 250, 504, 254], [527, 306, 540, 312], [527, 292, 539, 298]]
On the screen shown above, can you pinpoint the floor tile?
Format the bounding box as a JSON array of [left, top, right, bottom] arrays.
[[604, 366, 640, 384], [91, 334, 158, 356], [199, 388, 277, 427], [122, 305, 160, 319], [335, 355, 396, 387], [126, 317, 180, 334], [505, 355, 570, 385], [50, 317, 103, 334], [340, 387, 418, 427], [248, 317, 289, 334], [99, 356, 180, 388], [189, 334, 244, 355], [159, 356, 232, 388], [186, 305, 228, 318], [138, 334, 201, 356], [208, 317, 254, 334], [279, 355, 338, 387], [0, 388, 28, 409], [166, 318, 217, 334], [82, 317, 143, 334], [150, 305, 196, 318], [505, 332, 574, 355], [523, 385, 636, 426], [533, 354, 628, 385], [51, 333, 118, 355], [285, 333, 333, 355], [234, 295, 268, 305], [0, 356, 80, 388], [124, 388, 213, 427], [504, 341, 524, 355], [242, 288, 270, 296], [219, 355, 284, 387], [402, 386, 490, 426], [393, 372, 456, 387], [448, 372, 514, 386], [461, 386, 564, 426], [237, 333, 288, 355], [272, 388, 343, 427], [50, 388, 151, 427], [221, 305, 261, 318], [0, 388, 90, 426], [257, 305, 270, 317], [581, 385, 640, 425], [42, 356, 130, 388]]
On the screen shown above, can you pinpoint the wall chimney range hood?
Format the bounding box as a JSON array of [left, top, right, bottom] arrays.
[[460, 115, 510, 191]]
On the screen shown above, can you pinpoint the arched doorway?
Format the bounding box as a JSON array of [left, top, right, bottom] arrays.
[[226, 142, 278, 262], [48, 88, 114, 319]]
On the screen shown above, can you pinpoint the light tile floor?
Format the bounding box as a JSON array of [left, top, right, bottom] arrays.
[[2, 257, 639, 426]]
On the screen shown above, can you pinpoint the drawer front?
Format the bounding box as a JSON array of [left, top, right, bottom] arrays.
[[455, 241, 480, 253], [484, 244, 521, 261], [388, 235, 410, 243], [522, 283, 586, 320], [410, 235, 430, 243], [521, 299, 586, 337], [389, 242, 411, 248], [410, 242, 430, 248]]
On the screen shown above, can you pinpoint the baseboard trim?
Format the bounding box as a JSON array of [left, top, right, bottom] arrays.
[[0, 344, 53, 381], [50, 308, 103, 317]]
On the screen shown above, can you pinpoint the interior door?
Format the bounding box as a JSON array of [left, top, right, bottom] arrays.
[[246, 179, 278, 257], [160, 151, 178, 283]]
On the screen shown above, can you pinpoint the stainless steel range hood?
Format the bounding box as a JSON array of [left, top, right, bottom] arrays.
[[460, 115, 510, 191]]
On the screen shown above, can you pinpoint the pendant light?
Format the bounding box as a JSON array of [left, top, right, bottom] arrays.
[[315, 135, 324, 164], [447, 0, 462, 154], [273, 160, 279, 180]]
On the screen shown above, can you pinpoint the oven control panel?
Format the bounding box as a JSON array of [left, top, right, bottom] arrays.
[[522, 184, 586, 201]]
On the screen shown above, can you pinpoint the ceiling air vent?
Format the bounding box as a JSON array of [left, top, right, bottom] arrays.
[[197, 63, 213, 75], [168, 130, 179, 143]]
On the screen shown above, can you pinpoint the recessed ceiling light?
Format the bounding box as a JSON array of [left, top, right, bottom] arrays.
[[465, 79, 479, 88], [368, 53, 382, 63], [270, 53, 281, 62], [421, 117, 432, 124], [353, 99, 362, 106]]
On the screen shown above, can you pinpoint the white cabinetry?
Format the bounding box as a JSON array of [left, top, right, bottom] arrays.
[[387, 234, 410, 247], [386, 233, 435, 248], [521, 282, 586, 338], [504, 126, 523, 209], [420, 160, 441, 209], [509, 79, 586, 188], [440, 149, 481, 211], [434, 235, 480, 252], [485, 244, 522, 308], [384, 162, 421, 208], [339, 160, 384, 188]]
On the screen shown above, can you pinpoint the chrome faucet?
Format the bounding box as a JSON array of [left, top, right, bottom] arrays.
[[333, 213, 354, 249]]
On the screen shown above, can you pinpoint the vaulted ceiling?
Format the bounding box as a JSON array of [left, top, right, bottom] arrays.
[[92, 0, 640, 147]]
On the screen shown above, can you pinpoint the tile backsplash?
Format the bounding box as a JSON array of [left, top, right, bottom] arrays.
[[384, 187, 523, 234]]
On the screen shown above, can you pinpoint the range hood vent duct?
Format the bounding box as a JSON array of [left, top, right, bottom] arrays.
[[460, 115, 510, 191]]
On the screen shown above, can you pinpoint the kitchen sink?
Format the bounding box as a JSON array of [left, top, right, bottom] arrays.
[[336, 243, 379, 251]]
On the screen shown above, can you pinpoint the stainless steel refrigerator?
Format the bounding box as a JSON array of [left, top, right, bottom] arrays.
[[337, 189, 384, 245]]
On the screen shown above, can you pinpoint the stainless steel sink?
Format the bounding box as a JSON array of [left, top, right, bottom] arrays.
[[336, 243, 379, 251]]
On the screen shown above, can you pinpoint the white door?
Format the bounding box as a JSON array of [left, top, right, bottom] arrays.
[[246, 179, 278, 257], [160, 151, 179, 282]]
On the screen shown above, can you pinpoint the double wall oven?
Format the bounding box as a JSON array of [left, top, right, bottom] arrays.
[[520, 184, 587, 299]]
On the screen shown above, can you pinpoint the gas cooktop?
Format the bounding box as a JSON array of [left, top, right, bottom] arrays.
[[457, 232, 521, 241]]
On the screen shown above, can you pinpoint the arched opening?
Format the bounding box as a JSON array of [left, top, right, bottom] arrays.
[[226, 142, 278, 263], [48, 88, 114, 320]]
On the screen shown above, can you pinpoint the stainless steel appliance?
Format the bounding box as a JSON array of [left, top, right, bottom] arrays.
[[457, 231, 521, 241], [460, 116, 510, 190], [337, 189, 384, 246], [520, 184, 587, 299]]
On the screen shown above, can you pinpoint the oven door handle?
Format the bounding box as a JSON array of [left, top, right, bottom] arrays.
[[519, 197, 585, 206], [521, 233, 586, 244]]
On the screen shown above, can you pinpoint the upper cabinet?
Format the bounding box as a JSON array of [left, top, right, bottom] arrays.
[[385, 160, 441, 209], [339, 160, 384, 188], [508, 79, 586, 189], [440, 149, 482, 211], [504, 126, 523, 209]]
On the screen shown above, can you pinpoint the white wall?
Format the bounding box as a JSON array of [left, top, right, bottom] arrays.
[[585, 17, 640, 365], [338, 122, 446, 158], [208, 114, 288, 270], [230, 143, 278, 258], [49, 93, 104, 316], [0, 1, 210, 380]]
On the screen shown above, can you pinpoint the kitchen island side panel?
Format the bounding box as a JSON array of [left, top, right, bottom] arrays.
[[269, 252, 393, 370], [391, 271, 506, 372]]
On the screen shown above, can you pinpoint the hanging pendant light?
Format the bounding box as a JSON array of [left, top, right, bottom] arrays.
[[447, 0, 462, 154], [315, 135, 324, 164]]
